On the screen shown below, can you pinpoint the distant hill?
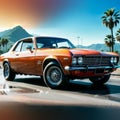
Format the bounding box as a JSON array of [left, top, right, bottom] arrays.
[[77, 43, 120, 52], [0, 26, 32, 42]]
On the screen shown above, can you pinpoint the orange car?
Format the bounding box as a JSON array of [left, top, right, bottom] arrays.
[[0, 36, 119, 88]]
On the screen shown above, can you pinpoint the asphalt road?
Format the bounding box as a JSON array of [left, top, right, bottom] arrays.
[[0, 69, 120, 120]]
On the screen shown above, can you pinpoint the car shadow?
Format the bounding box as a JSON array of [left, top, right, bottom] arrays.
[[14, 76, 46, 86], [64, 79, 120, 96], [13, 76, 120, 96], [64, 81, 110, 95]]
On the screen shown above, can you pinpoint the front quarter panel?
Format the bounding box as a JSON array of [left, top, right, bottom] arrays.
[[35, 49, 72, 75]]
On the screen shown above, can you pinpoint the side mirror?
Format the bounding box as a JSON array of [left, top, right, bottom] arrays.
[[26, 45, 32, 52]]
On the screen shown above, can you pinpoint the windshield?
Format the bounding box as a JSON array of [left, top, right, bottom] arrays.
[[36, 37, 76, 49]]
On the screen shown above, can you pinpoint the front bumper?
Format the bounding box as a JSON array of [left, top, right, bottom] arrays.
[[64, 65, 120, 71]]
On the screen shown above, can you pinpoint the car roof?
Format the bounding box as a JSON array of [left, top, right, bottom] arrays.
[[18, 36, 68, 41]]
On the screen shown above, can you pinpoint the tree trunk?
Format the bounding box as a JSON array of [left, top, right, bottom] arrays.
[[111, 28, 114, 52], [110, 46, 112, 52]]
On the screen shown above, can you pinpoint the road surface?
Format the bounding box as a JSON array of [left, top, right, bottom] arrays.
[[0, 68, 120, 120]]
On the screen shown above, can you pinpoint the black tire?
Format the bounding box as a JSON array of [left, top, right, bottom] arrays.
[[89, 74, 111, 85], [43, 62, 67, 89], [3, 62, 16, 81]]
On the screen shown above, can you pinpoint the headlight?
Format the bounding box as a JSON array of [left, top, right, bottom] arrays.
[[72, 57, 77, 65], [114, 57, 117, 63], [111, 57, 118, 64], [78, 57, 83, 64], [110, 57, 114, 63]]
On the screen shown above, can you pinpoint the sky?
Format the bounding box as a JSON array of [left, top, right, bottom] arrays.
[[0, 0, 120, 46]]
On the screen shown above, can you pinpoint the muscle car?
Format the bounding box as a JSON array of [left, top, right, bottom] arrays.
[[0, 36, 119, 88]]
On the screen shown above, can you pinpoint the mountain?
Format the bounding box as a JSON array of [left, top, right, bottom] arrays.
[[0, 26, 32, 42], [0, 26, 120, 52]]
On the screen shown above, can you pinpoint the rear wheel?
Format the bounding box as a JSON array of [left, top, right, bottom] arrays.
[[3, 62, 16, 81], [43, 62, 68, 89], [89, 74, 111, 85]]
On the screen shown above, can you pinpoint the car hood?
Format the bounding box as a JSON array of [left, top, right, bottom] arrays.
[[70, 48, 101, 56]]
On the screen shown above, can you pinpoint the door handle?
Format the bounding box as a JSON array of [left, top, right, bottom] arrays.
[[15, 54, 19, 56]]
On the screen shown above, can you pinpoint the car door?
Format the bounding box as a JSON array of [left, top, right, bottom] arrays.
[[11, 38, 36, 75]]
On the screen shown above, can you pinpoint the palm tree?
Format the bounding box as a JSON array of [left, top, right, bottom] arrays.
[[1, 38, 9, 52], [104, 35, 113, 52], [0, 38, 1, 50], [0, 41, 1, 50], [1, 38, 5, 51], [116, 28, 120, 42], [4, 38, 9, 51], [102, 8, 120, 52]]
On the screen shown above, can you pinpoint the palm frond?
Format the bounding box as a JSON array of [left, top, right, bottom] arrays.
[[114, 10, 120, 17]]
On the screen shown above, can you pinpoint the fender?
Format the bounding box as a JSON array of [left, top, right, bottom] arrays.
[[42, 55, 64, 72]]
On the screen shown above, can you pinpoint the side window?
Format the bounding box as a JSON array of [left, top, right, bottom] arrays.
[[21, 39, 34, 52], [14, 41, 23, 52]]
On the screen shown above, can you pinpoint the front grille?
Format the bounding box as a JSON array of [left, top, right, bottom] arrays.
[[83, 56, 111, 66]]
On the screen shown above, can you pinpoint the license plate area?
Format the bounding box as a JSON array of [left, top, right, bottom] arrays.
[[95, 69, 110, 74], [95, 69, 104, 74]]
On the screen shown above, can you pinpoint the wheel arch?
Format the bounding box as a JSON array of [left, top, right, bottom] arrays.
[[2, 60, 16, 81], [2, 59, 14, 72], [42, 57, 64, 72], [2, 59, 10, 67]]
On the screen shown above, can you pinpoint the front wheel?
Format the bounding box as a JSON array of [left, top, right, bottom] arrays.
[[43, 63, 68, 89], [89, 74, 111, 85], [3, 62, 16, 81]]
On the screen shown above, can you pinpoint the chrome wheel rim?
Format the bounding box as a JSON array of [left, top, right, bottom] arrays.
[[4, 63, 10, 78], [46, 66, 62, 86]]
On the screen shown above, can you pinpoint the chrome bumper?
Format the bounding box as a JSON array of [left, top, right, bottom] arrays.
[[64, 65, 120, 71]]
